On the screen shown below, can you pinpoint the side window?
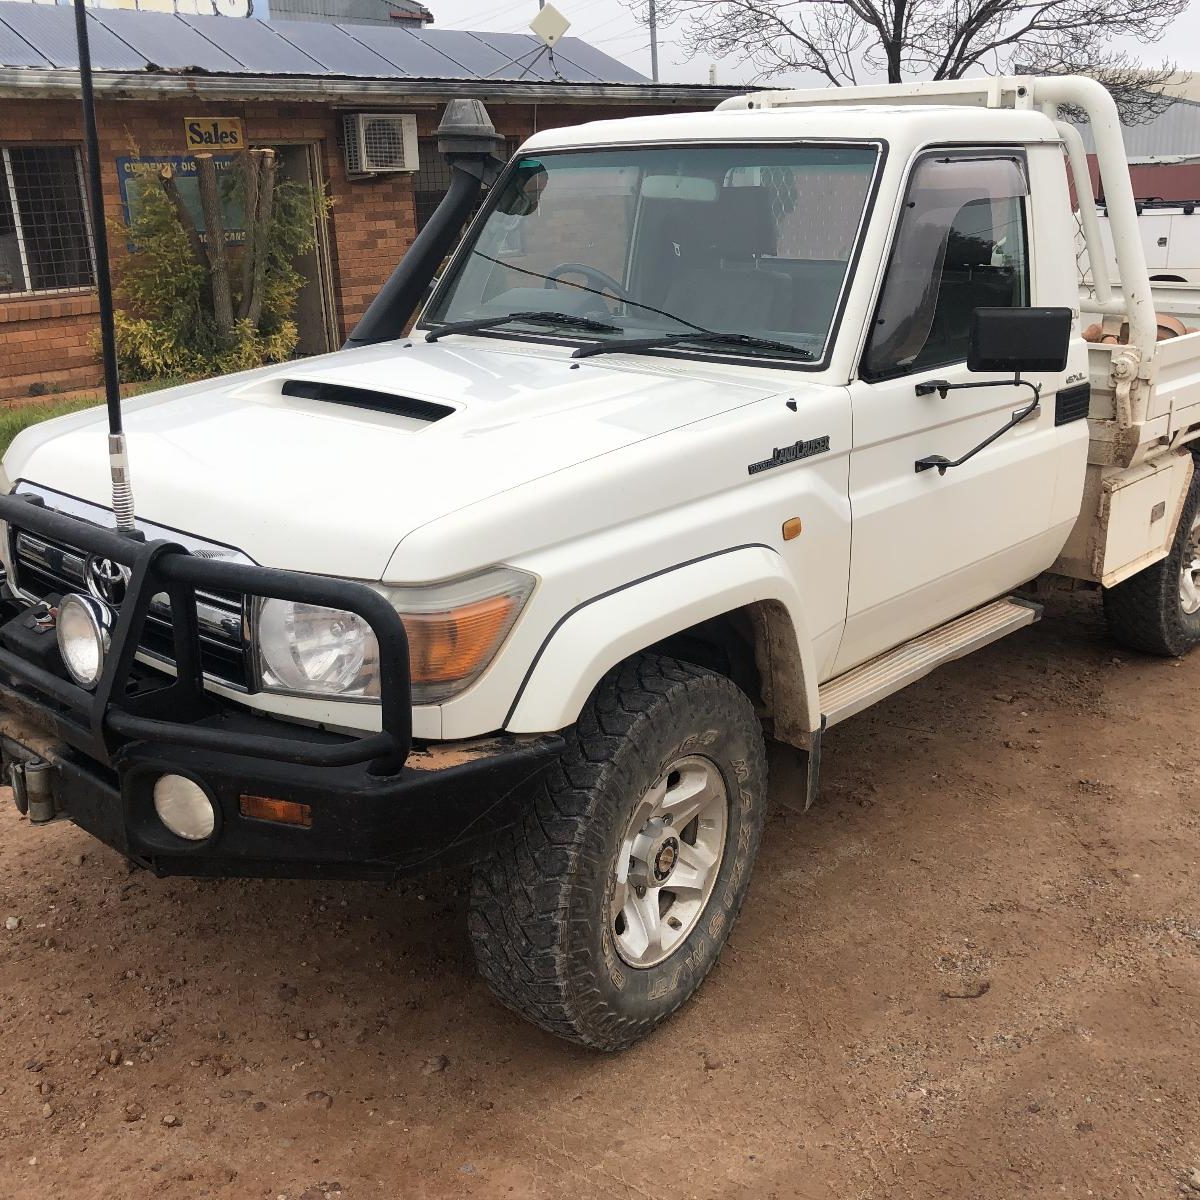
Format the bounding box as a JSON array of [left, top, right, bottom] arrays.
[[862, 153, 1030, 380]]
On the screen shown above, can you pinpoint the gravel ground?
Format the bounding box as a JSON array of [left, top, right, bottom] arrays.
[[1, 587, 1198, 1200]]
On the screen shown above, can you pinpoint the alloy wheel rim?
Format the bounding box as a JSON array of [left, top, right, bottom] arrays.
[[610, 754, 728, 969], [1181, 512, 1200, 616]]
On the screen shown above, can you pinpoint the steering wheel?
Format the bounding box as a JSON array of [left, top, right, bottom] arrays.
[[544, 262, 631, 303]]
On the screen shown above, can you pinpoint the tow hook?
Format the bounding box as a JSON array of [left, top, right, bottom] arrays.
[[10, 757, 57, 825]]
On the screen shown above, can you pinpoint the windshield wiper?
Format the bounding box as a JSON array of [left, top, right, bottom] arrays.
[[572, 330, 814, 361], [425, 310, 621, 343]]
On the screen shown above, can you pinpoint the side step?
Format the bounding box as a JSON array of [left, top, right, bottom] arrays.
[[818, 596, 1041, 729]]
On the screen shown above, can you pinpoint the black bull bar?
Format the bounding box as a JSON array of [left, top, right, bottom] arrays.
[[0, 492, 412, 774]]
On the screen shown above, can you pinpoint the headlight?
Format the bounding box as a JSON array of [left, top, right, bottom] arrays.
[[255, 566, 535, 705]]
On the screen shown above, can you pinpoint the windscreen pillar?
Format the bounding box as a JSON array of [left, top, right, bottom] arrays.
[[345, 100, 507, 348]]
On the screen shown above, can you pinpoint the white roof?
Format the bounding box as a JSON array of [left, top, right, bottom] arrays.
[[524, 103, 1061, 153]]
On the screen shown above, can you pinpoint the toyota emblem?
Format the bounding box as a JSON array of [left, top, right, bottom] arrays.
[[84, 555, 130, 606]]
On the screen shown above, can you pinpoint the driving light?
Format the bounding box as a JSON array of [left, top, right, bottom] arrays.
[[153, 774, 216, 841], [255, 566, 535, 705], [56, 593, 113, 689]]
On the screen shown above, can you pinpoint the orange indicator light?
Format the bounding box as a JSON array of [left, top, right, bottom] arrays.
[[239, 795, 312, 828]]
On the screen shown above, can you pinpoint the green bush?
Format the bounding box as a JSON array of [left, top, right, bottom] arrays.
[[0, 399, 100, 457], [110, 159, 327, 381]]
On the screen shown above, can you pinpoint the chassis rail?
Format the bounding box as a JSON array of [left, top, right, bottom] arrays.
[[0, 491, 412, 773]]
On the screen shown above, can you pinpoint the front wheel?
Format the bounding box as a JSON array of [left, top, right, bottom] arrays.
[[468, 654, 767, 1050], [1103, 466, 1200, 657]]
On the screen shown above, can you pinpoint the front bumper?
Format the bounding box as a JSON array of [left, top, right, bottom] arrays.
[[0, 490, 562, 879], [1, 684, 562, 878]]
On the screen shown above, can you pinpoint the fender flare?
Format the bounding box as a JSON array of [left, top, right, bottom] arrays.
[[504, 545, 820, 737]]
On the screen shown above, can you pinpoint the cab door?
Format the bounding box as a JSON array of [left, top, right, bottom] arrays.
[[834, 149, 1075, 674]]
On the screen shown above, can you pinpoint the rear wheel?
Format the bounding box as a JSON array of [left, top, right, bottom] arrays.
[[1103, 467, 1200, 656], [468, 653, 767, 1050]]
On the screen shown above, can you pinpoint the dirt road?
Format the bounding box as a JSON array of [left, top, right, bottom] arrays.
[[1, 588, 1198, 1200]]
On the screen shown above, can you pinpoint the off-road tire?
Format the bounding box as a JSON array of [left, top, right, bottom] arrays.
[[1103, 466, 1200, 657], [468, 653, 768, 1050]]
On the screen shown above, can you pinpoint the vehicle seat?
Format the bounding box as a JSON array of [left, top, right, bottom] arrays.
[[912, 228, 1020, 369], [662, 187, 793, 332]]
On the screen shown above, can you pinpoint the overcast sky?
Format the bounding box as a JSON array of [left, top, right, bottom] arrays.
[[430, 0, 1200, 86]]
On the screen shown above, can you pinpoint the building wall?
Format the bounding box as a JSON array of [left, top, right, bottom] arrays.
[[1077, 99, 1200, 160], [1085, 154, 1200, 202], [0, 94, 671, 400], [267, 0, 432, 25]]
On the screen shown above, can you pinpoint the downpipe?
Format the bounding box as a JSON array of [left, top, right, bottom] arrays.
[[345, 100, 507, 348]]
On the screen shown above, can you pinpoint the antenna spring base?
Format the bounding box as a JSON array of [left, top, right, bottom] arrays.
[[108, 433, 137, 535]]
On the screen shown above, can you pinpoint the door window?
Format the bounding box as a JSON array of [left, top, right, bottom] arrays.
[[862, 152, 1030, 380]]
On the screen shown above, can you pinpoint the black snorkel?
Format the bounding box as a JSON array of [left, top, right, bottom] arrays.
[[344, 99, 507, 348]]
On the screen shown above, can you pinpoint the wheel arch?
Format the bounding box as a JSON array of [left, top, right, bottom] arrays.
[[503, 546, 820, 743]]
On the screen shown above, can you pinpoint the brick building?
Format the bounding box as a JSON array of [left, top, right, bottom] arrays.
[[0, 3, 736, 399]]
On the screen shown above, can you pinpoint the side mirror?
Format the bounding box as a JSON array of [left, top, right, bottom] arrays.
[[968, 307, 1072, 374]]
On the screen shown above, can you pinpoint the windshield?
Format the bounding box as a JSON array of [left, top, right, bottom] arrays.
[[424, 143, 880, 363]]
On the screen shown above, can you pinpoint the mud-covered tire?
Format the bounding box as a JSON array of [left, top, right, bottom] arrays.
[[1103, 466, 1200, 657], [468, 653, 767, 1051]]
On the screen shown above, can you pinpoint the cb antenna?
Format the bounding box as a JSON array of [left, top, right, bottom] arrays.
[[72, 0, 136, 536]]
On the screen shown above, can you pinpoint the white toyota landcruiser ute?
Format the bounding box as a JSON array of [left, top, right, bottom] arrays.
[[2, 76, 1198, 1050]]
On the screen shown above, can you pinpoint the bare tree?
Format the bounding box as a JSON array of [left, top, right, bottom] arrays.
[[632, 0, 1187, 122]]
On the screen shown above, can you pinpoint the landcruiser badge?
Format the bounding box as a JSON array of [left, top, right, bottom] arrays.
[[85, 555, 130, 606], [747, 435, 831, 476]]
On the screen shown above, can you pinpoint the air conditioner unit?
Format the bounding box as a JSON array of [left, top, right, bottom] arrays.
[[343, 113, 419, 176]]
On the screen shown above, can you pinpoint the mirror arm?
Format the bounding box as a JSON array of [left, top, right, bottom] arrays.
[[914, 374, 1042, 476]]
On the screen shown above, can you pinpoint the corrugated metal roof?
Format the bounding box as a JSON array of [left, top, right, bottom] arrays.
[[0, 1, 647, 84], [1078, 97, 1200, 158], [388, 0, 432, 18], [269, 0, 434, 25]]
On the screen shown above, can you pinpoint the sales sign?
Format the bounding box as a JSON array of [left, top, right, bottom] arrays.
[[184, 117, 245, 152]]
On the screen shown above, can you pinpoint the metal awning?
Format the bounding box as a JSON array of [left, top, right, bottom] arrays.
[[0, 66, 743, 105]]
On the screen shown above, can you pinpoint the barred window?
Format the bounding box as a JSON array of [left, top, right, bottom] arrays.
[[413, 137, 517, 232], [0, 146, 95, 296]]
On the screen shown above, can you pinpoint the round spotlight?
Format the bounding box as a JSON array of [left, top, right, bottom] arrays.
[[56, 593, 113, 689], [153, 775, 217, 842]]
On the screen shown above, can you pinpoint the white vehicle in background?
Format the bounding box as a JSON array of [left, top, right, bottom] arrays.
[[1096, 197, 1200, 283], [0, 76, 1198, 1051]]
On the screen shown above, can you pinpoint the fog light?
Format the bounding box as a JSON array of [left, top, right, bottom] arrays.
[[153, 775, 216, 841], [56, 594, 113, 689]]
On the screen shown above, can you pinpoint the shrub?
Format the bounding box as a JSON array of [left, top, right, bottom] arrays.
[[109, 156, 328, 381]]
